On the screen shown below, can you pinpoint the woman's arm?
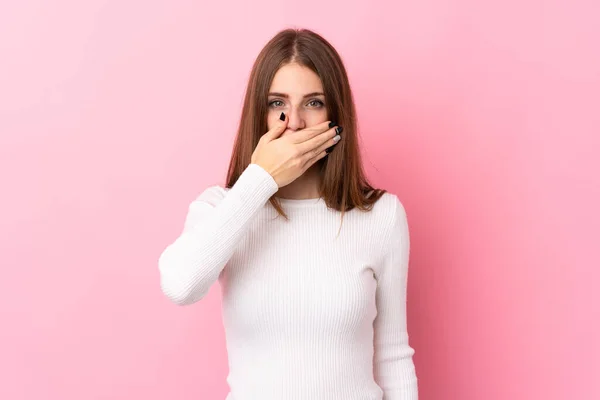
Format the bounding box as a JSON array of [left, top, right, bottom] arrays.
[[373, 195, 419, 399], [158, 163, 279, 305]]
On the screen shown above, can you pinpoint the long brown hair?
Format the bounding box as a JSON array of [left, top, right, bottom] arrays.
[[225, 28, 386, 222]]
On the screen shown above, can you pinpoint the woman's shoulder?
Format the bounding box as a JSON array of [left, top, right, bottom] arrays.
[[368, 191, 409, 238], [369, 190, 406, 218]]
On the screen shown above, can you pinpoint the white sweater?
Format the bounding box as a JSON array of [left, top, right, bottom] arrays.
[[158, 163, 418, 400]]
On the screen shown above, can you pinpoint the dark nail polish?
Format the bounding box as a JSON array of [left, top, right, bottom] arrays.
[[335, 126, 343, 135], [328, 121, 337, 129], [279, 112, 285, 121]]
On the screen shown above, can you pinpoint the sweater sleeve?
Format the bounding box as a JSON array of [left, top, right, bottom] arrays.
[[158, 163, 279, 305], [373, 195, 419, 399]]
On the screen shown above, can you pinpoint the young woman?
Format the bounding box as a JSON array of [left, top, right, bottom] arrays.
[[158, 28, 418, 400]]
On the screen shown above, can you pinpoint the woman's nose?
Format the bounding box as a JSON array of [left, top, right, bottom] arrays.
[[286, 107, 305, 131]]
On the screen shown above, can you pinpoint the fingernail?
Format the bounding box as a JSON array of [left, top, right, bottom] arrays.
[[328, 121, 337, 128], [326, 146, 333, 154], [279, 112, 285, 121], [335, 126, 343, 135]]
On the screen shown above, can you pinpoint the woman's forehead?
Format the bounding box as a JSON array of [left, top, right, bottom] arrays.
[[269, 63, 323, 94]]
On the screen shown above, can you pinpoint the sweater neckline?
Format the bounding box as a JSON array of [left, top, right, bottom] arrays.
[[275, 196, 325, 208]]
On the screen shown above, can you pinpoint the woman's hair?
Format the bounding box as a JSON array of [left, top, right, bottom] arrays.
[[225, 28, 386, 221]]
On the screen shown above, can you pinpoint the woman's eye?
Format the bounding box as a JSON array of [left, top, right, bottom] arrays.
[[308, 100, 324, 107], [268, 99, 324, 108]]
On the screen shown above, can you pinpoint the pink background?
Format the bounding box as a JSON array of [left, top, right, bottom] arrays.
[[1, 1, 598, 399]]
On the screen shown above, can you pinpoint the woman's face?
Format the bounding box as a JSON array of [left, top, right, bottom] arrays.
[[266, 62, 328, 137]]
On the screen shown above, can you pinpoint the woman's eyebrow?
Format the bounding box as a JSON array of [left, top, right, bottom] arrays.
[[268, 92, 325, 98]]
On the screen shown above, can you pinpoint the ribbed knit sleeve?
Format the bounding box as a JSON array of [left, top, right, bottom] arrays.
[[158, 163, 279, 305], [373, 196, 419, 399]]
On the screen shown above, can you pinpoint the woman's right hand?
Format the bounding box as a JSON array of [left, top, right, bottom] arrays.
[[251, 113, 342, 188]]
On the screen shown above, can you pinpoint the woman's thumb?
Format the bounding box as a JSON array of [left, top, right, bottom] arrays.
[[265, 112, 287, 141]]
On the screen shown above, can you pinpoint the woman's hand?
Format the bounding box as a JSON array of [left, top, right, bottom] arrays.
[[251, 113, 342, 188]]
